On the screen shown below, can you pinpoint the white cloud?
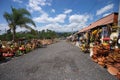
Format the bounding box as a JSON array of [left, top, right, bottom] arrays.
[[103, 12, 111, 17], [69, 14, 90, 24], [27, 0, 52, 13], [0, 24, 9, 34], [51, 9, 55, 13], [64, 9, 72, 14], [35, 14, 91, 32], [63, 23, 82, 32], [33, 13, 66, 23], [33, 13, 48, 23], [0, 23, 35, 34], [16, 27, 29, 32], [96, 4, 114, 15], [36, 23, 60, 31], [54, 14, 66, 23], [13, 0, 22, 3], [26, 0, 91, 32], [36, 22, 86, 32], [37, 14, 91, 32]]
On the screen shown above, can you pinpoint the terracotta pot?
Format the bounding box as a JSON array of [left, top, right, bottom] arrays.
[[107, 66, 119, 75], [2, 53, 6, 57], [98, 61, 105, 67], [8, 53, 13, 57], [107, 57, 114, 63], [114, 48, 120, 53], [92, 58, 98, 63], [116, 72, 120, 79], [98, 50, 103, 54], [114, 63, 120, 69], [98, 57, 102, 62], [114, 58, 120, 62], [106, 64, 113, 68]]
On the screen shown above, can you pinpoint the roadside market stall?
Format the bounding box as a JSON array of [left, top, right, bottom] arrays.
[[76, 13, 120, 79], [0, 39, 55, 61]]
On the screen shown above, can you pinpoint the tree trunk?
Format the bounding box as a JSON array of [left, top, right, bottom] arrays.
[[12, 27, 16, 42]]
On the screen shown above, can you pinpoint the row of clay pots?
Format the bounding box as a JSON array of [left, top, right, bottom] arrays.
[[91, 45, 120, 79], [0, 39, 54, 59], [39, 39, 53, 45]]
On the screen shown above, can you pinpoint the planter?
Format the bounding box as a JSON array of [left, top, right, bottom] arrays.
[[98, 61, 105, 67], [116, 72, 120, 79], [107, 66, 119, 75], [2, 53, 14, 57]]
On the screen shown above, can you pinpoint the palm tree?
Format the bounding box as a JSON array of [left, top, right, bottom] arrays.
[[3, 7, 36, 41]]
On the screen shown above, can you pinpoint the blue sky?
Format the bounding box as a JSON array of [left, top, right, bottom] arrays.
[[0, 0, 119, 33]]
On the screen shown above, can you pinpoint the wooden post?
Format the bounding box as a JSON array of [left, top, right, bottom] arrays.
[[118, 0, 120, 33]]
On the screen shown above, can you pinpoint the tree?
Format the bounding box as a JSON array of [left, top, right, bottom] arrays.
[[38, 29, 58, 39], [3, 7, 36, 41]]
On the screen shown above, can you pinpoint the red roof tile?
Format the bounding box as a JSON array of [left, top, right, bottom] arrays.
[[78, 13, 118, 33]]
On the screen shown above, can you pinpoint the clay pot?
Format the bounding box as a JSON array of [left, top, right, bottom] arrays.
[[114, 63, 120, 70], [2, 53, 7, 57], [97, 57, 102, 62], [91, 55, 98, 63], [98, 61, 105, 67], [98, 57, 105, 62], [93, 48, 98, 54], [2, 53, 13, 57], [116, 72, 120, 79], [97, 50, 103, 54], [114, 48, 120, 53], [106, 57, 114, 63], [106, 64, 113, 68], [107, 66, 119, 75], [92, 58, 98, 63], [8, 53, 14, 57], [114, 58, 120, 62]]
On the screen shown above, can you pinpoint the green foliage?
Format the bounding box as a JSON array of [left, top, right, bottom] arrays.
[[0, 33, 12, 41], [38, 29, 58, 39], [3, 7, 36, 41], [0, 28, 72, 41], [0, 29, 58, 41], [0, 32, 34, 41], [57, 32, 72, 38]]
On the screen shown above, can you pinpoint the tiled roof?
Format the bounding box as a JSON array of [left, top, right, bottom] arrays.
[[78, 13, 118, 33]]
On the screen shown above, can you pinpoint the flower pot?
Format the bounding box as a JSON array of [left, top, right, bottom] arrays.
[[116, 72, 120, 79], [98, 61, 105, 67], [107, 66, 119, 75]]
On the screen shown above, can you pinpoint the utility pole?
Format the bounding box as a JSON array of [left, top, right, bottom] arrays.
[[118, 0, 120, 26], [117, 0, 120, 48], [118, 0, 120, 34]]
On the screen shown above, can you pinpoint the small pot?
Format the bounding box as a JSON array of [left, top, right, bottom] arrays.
[[107, 66, 119, 75]]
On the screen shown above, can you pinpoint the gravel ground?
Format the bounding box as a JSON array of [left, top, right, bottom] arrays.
[[0, 40, 118, 80]]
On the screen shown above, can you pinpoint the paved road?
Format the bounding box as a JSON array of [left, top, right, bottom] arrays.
[[0, 40, 117, 80]]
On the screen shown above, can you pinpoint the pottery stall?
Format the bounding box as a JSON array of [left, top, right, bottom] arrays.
[[0, 39, 54, 61], [75, 13, 120, 79]]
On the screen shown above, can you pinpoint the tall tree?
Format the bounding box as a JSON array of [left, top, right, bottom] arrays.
[[3, 7, 36, 41]]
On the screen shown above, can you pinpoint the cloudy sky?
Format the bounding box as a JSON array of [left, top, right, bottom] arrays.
[[0, 0, 119, 33]]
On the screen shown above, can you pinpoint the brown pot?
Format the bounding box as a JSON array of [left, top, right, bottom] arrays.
[[98, 61, 105, 67], [93, 59, 98, 63], [98, 57, 102, 62], [116, 72, 120, 79], [107, 66, 119, 75], [106, 64, 113, 68], [114, 63, 120, 68], [91, 57, 98, 63], [114, 48, 120, 52], [107, 57, 114, 63], [98, 50, 103, 54]]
